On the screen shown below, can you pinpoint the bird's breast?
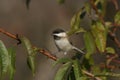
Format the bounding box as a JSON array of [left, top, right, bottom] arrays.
[[55, 38, 72, 52]]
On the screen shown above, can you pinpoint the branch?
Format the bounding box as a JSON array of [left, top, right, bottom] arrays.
[[0, 28, 57, 61], [0, 28, 21, 43], [90, 0, 105, 24], [109, 28, 120, 48], [82, 70, 102, 80], [111, 0, 119, 10], [38, 48, 57, 61]]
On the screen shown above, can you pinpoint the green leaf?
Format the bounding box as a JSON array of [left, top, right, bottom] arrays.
[[91, 21, 107, 53], [8, 48, 16, 80], [57, 0, 65, 4], [114, 11, 120, 25], [73, 59, 82, 80], [84, 31, 96, 59], [54, 62, 72, 80], [94, 0, 107, 17], [79, 77, 88, 80], [68, 68, 75, 80], [92, 65, 101, 75], [82, 58, 92, 70], [68, 8, 86, 35], [20, 36, 35, 56], [95, 69, 120, 79], [20, 36, 36, 75], [0, 40, 10, 78], [67, 27, 86, 36], [27, 56, 35, 75], [53, 58, 72, 67], [84, 2, 91, 15], [106, 47, 115, 54], [70, 11, 81, 30]]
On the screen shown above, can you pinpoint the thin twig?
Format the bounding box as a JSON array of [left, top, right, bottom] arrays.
[[109, 28, 120, 48], [82, 70, 102, 80], [111, 0, 119, 10], [38, 49, 57, 61], [106, 54, 118, 66], [0, 28, 17, 39], [0, 28, 57, 61], [90, 0, 105, 24]]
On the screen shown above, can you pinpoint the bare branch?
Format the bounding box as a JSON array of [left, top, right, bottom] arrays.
[[0, 28, 57, 61], [82, 70, 102, 80]]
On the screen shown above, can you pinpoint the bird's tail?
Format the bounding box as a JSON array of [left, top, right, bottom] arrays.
[[72, 46, 85, 54]]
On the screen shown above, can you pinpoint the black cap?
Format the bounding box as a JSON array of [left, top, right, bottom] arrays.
[[53, 29, 65, 34]]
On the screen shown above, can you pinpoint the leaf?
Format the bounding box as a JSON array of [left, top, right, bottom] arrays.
[[91, 21, 107, 53], [53, 58, 72, 67], [68, 68, 75, 80], [94, 0, 107, 17], [70, 11, 81, 29], [84, 2, 91, 15], [0, 40, 10, 78], [106, 47, 115, 54], [20, 36, 36, 75], [26, 0, 31, 9], [57, 0, 65, 4], [79, 77, 88, 80], [114, 11, 120, 25], [92, 65, 108, 80], [92, 65, 101, 75], [67, 27, 86, 36], [54, 62, 72, 80], [95, 69, 120, 79], [20, 36, 35, 55], [27, 56, 35, 75], [80, 11, 86, 19], [96, 1, 102, 12], [68, 8, 86, 35], [84, 31, 96, 59], [8, 48, 16, 80], [72, 59, 82, 80]]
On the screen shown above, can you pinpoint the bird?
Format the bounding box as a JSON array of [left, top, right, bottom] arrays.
[[52, 28, 85, 55]]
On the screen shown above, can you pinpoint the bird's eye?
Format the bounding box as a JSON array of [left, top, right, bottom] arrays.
[[53, 35, 61, 40]]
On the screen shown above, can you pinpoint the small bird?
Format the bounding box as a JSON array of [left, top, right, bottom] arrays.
[[52, 28, 84, 55]]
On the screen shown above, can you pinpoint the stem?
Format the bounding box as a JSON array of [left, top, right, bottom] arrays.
[[82, 70, 102, 80], [0, 28, 57, 61]]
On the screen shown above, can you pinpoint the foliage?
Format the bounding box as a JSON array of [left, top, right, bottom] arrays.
[[54, 0, 120, 80], [0, 0, 120, 80], [0, 41, 16, 80], [20, 36, 37, 76], [0, 36, 37, 80]]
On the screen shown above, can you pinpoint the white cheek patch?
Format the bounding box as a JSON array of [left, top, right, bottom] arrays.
[[54, 32, 67, 37]]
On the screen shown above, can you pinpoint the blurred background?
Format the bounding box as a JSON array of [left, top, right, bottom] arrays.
[[0, 0, 87, 80], [0, 0, 119, 80]]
